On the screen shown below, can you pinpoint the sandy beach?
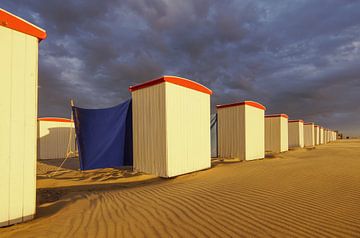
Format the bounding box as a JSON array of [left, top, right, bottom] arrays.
[[1, 139, 360, 237]]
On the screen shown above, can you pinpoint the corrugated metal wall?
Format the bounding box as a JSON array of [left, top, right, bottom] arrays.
[[218, 105, 246, 159], [314, 126, 320, 145], [37, 120, 76, 160], [165, 83, 210, 177], [132, 83, 167, 177], [320, 128, 324, 144], [0, 26, 38, 227], [244, 105, 265, 160], [288, 122, 304, 148], [265, 117, 288, 153], [265, 117, 280, 152], [304, 124, 315, 147], [280, 117, 289, 152]]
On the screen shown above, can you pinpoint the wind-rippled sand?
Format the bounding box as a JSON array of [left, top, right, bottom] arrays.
[[2, 140, 360, 237]]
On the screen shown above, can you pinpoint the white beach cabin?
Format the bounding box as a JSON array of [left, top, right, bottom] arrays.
[[217, 101, 266, 161], [265, 114, 289, 153], [130, 76, 212, 178]]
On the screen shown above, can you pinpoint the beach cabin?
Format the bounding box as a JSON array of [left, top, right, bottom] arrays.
[[304, 123, 315, 147], [0, 9, 46, 227], [314, 125, 320, 145], [37, 118, 77, 160], [217, 101, 266, 160], [130, 76, 212, 178], [288, 120, 304, 148], [265, 114, 289, 153]]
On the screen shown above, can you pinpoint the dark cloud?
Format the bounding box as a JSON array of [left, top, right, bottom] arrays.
[[1, 0, 360, 136]]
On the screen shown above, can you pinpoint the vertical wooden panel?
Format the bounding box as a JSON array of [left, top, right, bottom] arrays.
[[165, 83, 210, 177], [0, 26, 12, 227], [9, 30, 26, 224], [23, 35, 38, 221], [244, 105, 264, 160], [280, 117, 288, 152], [217, 106, 245, 159], [132, 84, 167, 177], [288, 123, 299, 148], [265, 118, 281, 153], [304, 124, 315, 147]]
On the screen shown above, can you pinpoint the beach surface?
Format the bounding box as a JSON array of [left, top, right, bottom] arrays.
[[1, 140, 360, 237]]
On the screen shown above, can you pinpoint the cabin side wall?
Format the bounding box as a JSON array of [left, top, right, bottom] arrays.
[[304, 125, 315, 147], [132, 83, 167, 177], [217, 106, 245, 159], [244, 105, 264, 160], [165, 83, 211, 177], [280, 117, 289, 152], [0, 26, 38, 226], [265, 117, 281, 153]]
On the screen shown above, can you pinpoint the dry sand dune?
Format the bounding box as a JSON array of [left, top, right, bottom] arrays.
[[2, 140, 360, 237]]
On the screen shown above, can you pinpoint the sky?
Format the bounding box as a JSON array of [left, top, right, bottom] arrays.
[[2, 0, 360, 136]]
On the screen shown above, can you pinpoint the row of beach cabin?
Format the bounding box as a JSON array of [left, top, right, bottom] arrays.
[[0, 8, 338, 227]]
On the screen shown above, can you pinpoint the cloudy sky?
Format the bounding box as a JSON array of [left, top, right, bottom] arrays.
[[2, 0, 360, 136]]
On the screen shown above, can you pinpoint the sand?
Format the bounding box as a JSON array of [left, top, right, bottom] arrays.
[[1, 140, 360, 237]]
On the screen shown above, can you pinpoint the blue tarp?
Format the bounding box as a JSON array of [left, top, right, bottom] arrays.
[[72, 99, 133, 170]]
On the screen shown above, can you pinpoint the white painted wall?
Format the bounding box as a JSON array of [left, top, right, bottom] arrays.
[[288, 121, 304, 148], [0, 26, 38, 227]]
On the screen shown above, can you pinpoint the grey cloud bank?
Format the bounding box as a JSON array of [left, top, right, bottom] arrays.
[[2, 0, 360, 136]]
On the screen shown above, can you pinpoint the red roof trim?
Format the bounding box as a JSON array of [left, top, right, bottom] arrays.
[[288, 120, 304, 123], [0, 8, 46, 40], [265, 114, 289, 119], [304, 122, 314, 125], [216, 101, 266, 110], [129, 75, 212, 95], [38, 117, 73, 123]]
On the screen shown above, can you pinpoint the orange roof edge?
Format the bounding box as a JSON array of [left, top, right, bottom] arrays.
[[38, 117, 73, 123], [304, 122, 315, 125], [265, 114, 289, 119], [129, 75, 212, 95], [288, 119, 304, 123], [216, 100, 266, 111], [0, 8, 47, 40]]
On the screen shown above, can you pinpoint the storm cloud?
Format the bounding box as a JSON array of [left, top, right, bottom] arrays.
[[2, 0, 360, 136]]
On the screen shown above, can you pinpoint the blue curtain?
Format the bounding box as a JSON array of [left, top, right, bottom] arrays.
[[72, 99, 133, 170]]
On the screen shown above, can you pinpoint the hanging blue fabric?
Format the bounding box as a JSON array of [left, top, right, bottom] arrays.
[[72, 99, 133, 170]]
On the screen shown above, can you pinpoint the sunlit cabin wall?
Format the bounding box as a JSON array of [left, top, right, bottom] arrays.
[[304, 124, 315, 147], [265, 115, 288, 153], [0, 25, 39, 226], [217, 102, 265, 161], [319, 127, 324, 144], [37, 119, 77, 160], [245, 105, 265, 160], [314, 126, 320, 145], [288, 121, 304, 148], [131, 79, 211, 178]]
